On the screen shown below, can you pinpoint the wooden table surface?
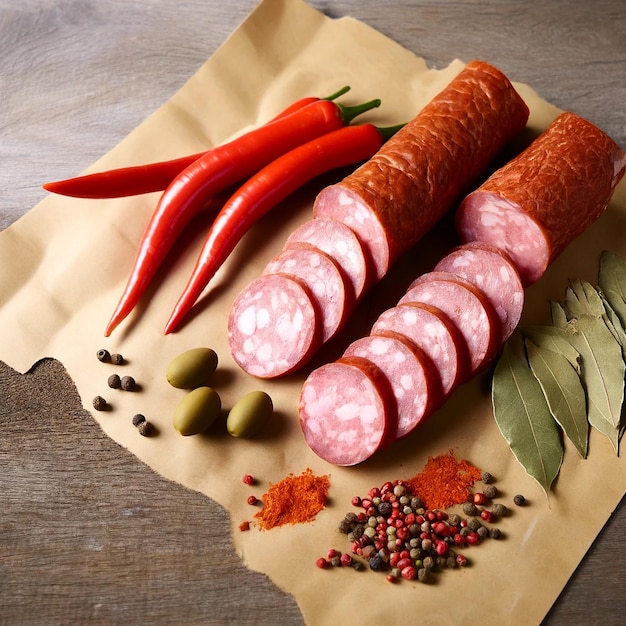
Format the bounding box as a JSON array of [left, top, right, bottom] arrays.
[[1, 1, 625, 623]]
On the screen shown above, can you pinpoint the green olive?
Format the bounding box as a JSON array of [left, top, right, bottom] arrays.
[[173, 386, 222, 436], [166, 347, 218, 389], [227, 390, 273, 438]]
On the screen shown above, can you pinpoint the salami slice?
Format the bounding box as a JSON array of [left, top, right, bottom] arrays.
[[298, 356, 396, 466], [263, 245, 351, 343], [313, 60, 529, 280], [284, 218, 371, 301], [371, 302, 470, 395], [228, 273, 321, 378], [456, 112, 626, 285], [343, 332, 443, 439], [434, 242, 524, 341], [399, 271, 502, 373]]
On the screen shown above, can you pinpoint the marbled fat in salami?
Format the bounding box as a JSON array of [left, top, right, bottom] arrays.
[[343, 332, 443, 439], [298, 356, 396, 465], [399, 271, 502, 373], [263, 245, 351, 343], [434, 242, 524, 342], [283, 218, 371, 301], [371, 302, 470, 395], [313, 60, 530, 280], [456, 112, 626, 285], [228, 273, 321, 378]]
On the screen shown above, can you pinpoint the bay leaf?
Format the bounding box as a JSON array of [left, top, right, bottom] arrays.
[[599, 292, 626, 360], [568, 314, 624, 452], [598, 250, 626, 328], [526, 340, 588, 458], [564, 278, 606, 318], [550, 300, 569, 329], [492, 341, 563, 496], [521, 325, 580, 372]]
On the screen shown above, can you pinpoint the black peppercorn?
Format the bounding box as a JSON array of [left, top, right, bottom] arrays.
[[483, 484, 498, 500], [121, 376, 136, 391], [92, 395, 107, 411], [368, 554, 387, 572], [97, 349, 111, 363], [108, 374, 121, 389], [491, 503, 508, 518], [377, 501, 392, 516], [489, 527, 502, 539], [481, 471, 494, 484], [132, 413, 146, 427], [137, 421, 153, 437], [111, 353, 124, 365], [514, 494, 526, 506]]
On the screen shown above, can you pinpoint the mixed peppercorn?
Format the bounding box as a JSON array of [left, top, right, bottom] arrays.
[[318, 474, 524, 584]]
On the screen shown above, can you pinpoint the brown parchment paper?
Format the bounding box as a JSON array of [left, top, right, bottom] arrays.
[[1, 0, 625, 623]]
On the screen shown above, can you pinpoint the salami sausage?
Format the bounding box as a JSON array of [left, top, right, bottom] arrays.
[[371, 302, 470, 395], [284, 217, 371, 301], [343, 332, 443, 439], [433, 242, 524, 342], [263, 244, 351, 343], [228, 273, 321, 378], [298, 355, 397, 466], [456, 112, 626, 285], [312, 60, 530, 280], [399, 271, 502, 373]]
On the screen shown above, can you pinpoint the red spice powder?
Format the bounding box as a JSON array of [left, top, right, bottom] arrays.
[[254, 468, 330, 530], [404, 451, 482, 510]]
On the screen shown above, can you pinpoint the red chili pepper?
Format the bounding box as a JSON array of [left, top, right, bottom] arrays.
[[104, 96, 380, 336], [42, 86, 351, 199], [163, 122, 403, 334]]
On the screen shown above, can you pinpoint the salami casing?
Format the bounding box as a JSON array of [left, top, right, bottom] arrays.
[[371, 302, 470, 395], [343, 332, 442, 439], [284, 218, 371, 301], [456, 112, 626, 285], [312, 60, 530, 280], [228, 273, 321, 378], [263, 244, 351, 343], [433, 242, 524, 342], [298, 356, 396, 465], [399, 271, 501, 373]]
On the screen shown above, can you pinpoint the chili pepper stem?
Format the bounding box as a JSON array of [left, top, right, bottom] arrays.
[[322, 85, 351, 101], [338, 99, 381, 124]]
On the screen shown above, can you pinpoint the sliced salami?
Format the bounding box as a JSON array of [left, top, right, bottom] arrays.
[[298, 356, 396, 466], [263, 245, 351, 343], [228, 273, 321, 378], [343, 332, 443, 439], [456, 112, 626, 285], [284, 218, 371, 301], [399, 271, 502, 373], [370, 302, 470, 395], [434, 242, 524, 341], [313, 60, 530, 280]]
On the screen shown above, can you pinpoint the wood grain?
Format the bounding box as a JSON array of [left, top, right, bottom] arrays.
[[1, 1, 625, 623]]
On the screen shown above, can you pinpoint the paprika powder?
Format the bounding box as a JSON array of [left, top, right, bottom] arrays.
[[254, 468, 330, 530], [404, 451, 482, 510]]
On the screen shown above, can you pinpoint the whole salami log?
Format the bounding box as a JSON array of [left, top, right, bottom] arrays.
[[228, 273, 321, 378], [298, 356, 397, 465], [343, 332, 443, 439], [399, 271, 502, 373], [456, 112, 626, 285], [313, 60, 530, 280], [433, 242, 524, 342]]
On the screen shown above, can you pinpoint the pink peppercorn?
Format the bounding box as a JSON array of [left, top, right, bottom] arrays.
[[401, 565, 417, 580], [242, 474, 255, 485], [466, 531, 481, 545], [351, 496, 362, 507], [474, 492, 488, 506], [435, 541, 449, 556], [340, 553, 353, 566], [481, 510, 495, 523], [316, 557, 329, 569]]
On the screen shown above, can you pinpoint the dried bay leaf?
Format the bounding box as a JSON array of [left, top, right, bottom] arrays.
[[550, 300, 569, 329], [492, 341, 563, 496], [568, 314, 624, 452], [599, 292, 626, 360], [521, 325, 580, 372], [526, 340, 588, 458], [599, 250, 626, 328], [564, 279, 606, 318]]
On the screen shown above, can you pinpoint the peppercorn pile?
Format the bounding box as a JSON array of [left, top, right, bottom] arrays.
[[318, 470, 525, 584]]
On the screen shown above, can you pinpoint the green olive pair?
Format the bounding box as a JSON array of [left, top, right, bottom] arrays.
[[166, 347, 272, 438]]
